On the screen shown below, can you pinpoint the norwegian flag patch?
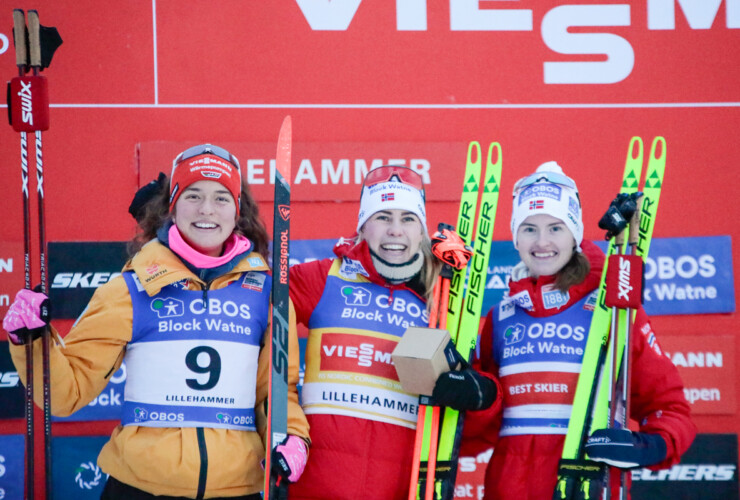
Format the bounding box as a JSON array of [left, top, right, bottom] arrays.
[[529, 199, 544, 210], [381, 193, 395, 202]]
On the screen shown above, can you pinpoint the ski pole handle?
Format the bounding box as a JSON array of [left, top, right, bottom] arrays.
[[27, 10, 42, 69], [13, 9, 27, 70]]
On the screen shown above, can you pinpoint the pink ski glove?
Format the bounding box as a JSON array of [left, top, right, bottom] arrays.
[[273, 435, 309, 483], [2, 289, 50, 345]]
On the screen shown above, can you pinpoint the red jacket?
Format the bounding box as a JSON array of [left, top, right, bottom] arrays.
[[289, 238, 501, 500], [473, 241, 696, 500]]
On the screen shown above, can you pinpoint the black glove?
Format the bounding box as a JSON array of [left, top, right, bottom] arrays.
[[128, 172, 167, 222], [432, 367, 496, 411], [585, 429, 667, 469]]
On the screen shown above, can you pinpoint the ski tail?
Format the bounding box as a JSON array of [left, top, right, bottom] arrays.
[[264, 116, 292, 500]]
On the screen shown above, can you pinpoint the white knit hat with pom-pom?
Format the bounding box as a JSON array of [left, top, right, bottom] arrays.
[[511, 161, 583, 252]]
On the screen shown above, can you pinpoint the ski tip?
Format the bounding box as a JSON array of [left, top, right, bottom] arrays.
[[466, 141, 482, 165], [486, 142, 502, 168], [276, 116, 292, 181]]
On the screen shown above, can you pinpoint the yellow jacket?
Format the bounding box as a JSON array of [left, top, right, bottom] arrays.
[[10, 240, 309, 498]]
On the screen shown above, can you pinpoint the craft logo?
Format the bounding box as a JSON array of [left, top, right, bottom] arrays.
[[542, 286, 569, 309], [241, 271, 266, 292], [529, 199, 544, 210], [504, 324, 526, 345], [341, 286, 372, 306], [381, 192, 395, 202], [146, 264, 159, 275], [74, 461, 104, 490], [151, 297, 184, 318]]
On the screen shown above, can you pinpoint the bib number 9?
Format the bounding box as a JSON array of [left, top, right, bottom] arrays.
[[185, 346, 221, 390]]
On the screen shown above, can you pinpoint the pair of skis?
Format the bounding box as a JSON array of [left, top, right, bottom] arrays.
[[554, 136, 666, 500], [409, 141, 502, 500], [264, 116, 293, 500], [9, 9, 61, 500]]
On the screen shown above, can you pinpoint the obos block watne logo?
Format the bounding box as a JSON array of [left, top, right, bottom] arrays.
[[151, 297, 184, 317], [504, 323, 526, 345], [341, 286, 372, 306], [134, 407, 148, 421]]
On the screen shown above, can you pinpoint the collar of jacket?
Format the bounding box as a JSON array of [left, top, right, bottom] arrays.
[[507, 239, 605, 318], [332, 237, 425, 301], [123, 239, 269, 297]]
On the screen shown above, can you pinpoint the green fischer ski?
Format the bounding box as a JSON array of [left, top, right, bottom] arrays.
[[433, 143, 502, 500], [554, 136, 646, 499], [590, 137, 666, 433], [414, 142, 482, 500]]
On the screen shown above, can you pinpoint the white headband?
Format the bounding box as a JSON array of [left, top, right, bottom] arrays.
[[357, 181, 427, 234]]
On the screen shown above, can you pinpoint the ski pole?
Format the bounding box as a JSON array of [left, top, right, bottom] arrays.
[[26, 11, 55, 497], [12, 9, 35, 499], [407, 273, 444, 500]]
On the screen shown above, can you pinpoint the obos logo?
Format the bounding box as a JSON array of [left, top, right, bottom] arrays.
[[217, 412, 232, 424], [74, 461, 104, 490], [151, 297, 184, 317], [341, 286, 372, 306], [519, 184, 562, 204], [504, 324, 526, 345]]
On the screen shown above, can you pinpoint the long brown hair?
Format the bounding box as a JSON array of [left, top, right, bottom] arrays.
[[553, 251, 590, 292], [127, 178, 269, 259]]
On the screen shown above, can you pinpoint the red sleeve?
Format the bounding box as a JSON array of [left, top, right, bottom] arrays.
[[629, 307, 697, 469], [462, 308, 503, 451], [289, 259, 333, 326]]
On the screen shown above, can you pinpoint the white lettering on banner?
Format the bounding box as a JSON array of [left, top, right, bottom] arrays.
[[684, 387, 721, 404], [666, 351, 723, 368], [651, 283, 717, 301], [51, 272, 121, 288], [648, 0, 740, 29], [543, 5, 634, 84], [89, 388, 122, 407], [645, 254, 716, 280], [0, 258, 12, 272], [0, 33, 9, 56], [632, 464, 736, 481], [0, 454, 5, 477], [295, 1, 738, 84], [246, 157, 431, 186], [0, 372, 20, 388], [0, 295, 8, 307]]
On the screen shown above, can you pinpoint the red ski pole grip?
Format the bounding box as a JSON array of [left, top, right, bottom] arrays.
[[8, 75, 50, 132], [605, 254, 644, 309]]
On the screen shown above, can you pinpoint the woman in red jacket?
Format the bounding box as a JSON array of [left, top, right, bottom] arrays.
[[475, 161, 696, 499], [289, 165, 500, 500]]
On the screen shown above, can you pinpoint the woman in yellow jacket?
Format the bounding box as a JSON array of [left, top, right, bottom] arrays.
[[3, 144, 310, 499]]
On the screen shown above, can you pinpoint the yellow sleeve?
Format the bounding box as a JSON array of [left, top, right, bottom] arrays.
[[9, 275, 133, 416], [255, 299, 310, 446]]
